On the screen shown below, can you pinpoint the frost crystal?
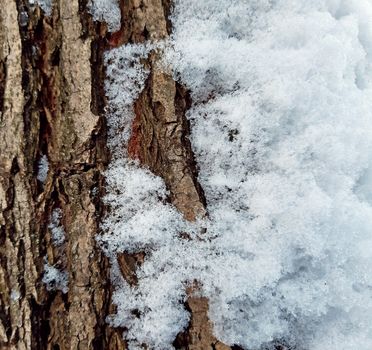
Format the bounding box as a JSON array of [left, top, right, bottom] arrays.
[[42, 260, 69, 294], [88, 0, 121, 32], [48, 208, 65, 246], [37, 154, 49, 183], [102, 0, 372, 349]]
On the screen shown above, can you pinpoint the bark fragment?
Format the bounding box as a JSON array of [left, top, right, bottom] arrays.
[[131, 64, 206, 221], [178, 296, 231, 350]]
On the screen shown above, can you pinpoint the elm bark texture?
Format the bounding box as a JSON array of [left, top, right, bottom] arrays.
[[0, 0, 231, 349]]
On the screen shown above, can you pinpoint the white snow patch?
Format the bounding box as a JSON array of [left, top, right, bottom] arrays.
[[37, 154, 49, 183], [104, 43, 153, 155], [88, 0, 121, 32], [48, 208, 65, 246], [101, 0, 372, 349], [10, 290, 21, 301], [42, 260, 68, 294], [29, 0, 53, 16]]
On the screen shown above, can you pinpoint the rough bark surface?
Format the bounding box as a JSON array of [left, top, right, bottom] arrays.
[[0, 0, 124, 349], [0, 0, 231, 349]]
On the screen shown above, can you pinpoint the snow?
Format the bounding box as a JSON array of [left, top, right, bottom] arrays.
[[99, 0, 372, 349], [104, 43, 152, 155], [87, 0, 121, 32], [37, 154, 49, 183], [42, 260, 69, 294], [48, 208, 65, 246], [29, 0, 53, 16], [10, 290, 20, 302]]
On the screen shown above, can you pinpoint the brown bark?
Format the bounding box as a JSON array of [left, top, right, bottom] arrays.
[[0, 0, 124, 349], [0, 0, 232, 349]]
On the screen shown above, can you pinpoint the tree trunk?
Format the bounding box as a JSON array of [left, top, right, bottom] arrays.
[[0, 0, 231, 349], [0, 0, 123, 348]]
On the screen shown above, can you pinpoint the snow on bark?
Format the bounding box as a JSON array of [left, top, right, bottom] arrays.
[[42, 260, 69, 294], [88, 0, 121, 32], [48, 208, 65, 246], [100, 0, 372, 349], [29, 0, 53, 16], [37, 154, 49, 183]]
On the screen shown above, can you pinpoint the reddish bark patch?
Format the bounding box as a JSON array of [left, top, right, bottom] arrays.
[[127, 106, 143, 160], [108, 28, 126, 49]]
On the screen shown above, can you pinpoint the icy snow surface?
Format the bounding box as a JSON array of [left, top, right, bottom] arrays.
[[100, 0, 372, 349], [88, 0, 121, 32]]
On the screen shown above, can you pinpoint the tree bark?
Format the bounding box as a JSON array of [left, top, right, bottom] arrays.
[[0, 0, 233, 349]]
